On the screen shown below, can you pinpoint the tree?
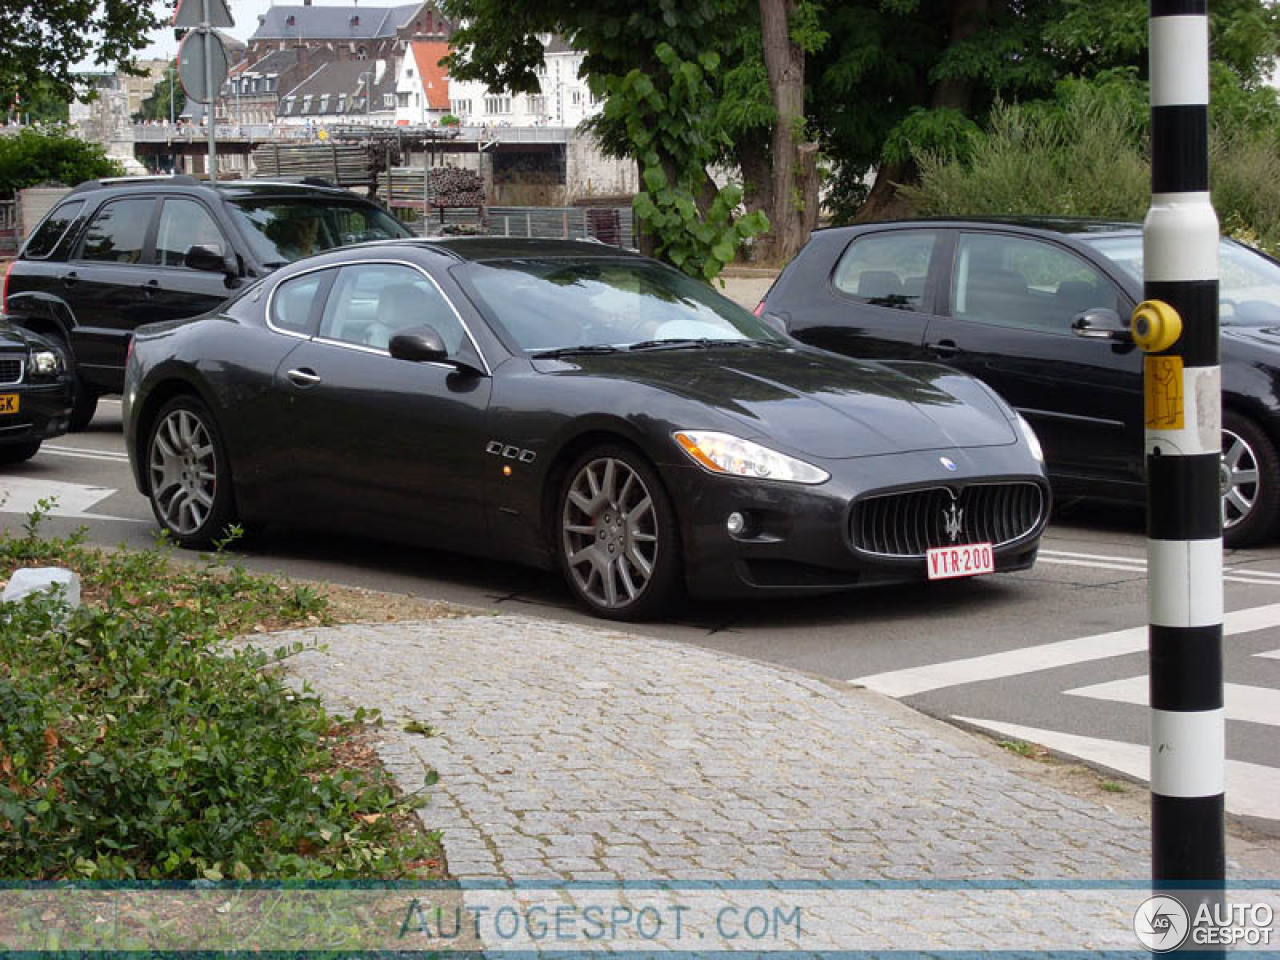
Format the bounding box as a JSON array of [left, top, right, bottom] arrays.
[[5, 77, 71, 125], [0, 127, 123, 196], [137, 65, 184, 124], [442, 0, 813, 274], [0, 0, 165, 99]]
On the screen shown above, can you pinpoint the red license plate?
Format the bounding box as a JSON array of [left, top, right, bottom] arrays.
[[926, 542, 995, 580]]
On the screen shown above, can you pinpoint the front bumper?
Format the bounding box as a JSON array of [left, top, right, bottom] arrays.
[[663, 444, 1050, 599], [0, 378, 75, 447]]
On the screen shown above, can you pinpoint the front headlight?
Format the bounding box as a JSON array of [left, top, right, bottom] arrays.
[[29, 349, 63, 377], [674, 430, 830, 484], [1016, 414, 1044, 463]]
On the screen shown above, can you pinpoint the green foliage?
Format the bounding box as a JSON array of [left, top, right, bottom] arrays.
[[602, 45, 768, 280], [0, 0, 164, 100], [0, 503, 440, 880], [439, 114, 460, 127], [901, 93, 1149, 219], [0, 127, 123, 196], [1213, 130, 1280, 257], [880, 106, 982, 168], [136, 66, 183, 124]]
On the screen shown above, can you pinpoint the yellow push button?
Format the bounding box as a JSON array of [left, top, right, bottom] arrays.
[[1131, 299, 1183, 353]]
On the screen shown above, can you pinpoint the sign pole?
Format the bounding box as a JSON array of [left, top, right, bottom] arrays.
[[1136, 0, 1225, 899], [203, 0, 217, 182]]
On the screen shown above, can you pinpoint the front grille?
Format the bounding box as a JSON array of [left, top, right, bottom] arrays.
[[850, 482, 1045, 558], [0, 357, 22, 385]]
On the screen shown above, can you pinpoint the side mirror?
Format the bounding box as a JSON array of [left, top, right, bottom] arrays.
[[185, 243, 237, 276], [1072, 307, 1132, 342], [389, 325, 449, 363]]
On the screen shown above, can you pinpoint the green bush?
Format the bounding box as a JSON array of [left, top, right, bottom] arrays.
[[0, 126, 123, 196], [0, 510, 440, 880], [1212, 129, 1280, 256]]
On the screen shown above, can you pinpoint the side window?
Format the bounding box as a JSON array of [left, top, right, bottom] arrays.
[[156, 198, 227, 267], [952, 233, 1124, 332], [270, 270, 330, 335], [24, 200, 85, 259], [319, 263, 466, 353], [78, 197, 155, 264], [832, 230, 937, 310]]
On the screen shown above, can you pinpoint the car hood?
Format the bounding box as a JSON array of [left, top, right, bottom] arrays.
[[540, 346, 1017, 459]]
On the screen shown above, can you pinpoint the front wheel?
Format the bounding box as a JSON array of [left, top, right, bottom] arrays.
[[557, 445, 682, 620], [1221, 411, 1280, 548], [146, 395, 237, 548]]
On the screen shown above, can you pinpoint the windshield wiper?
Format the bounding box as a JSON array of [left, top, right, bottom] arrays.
[[529, 344, 621, 359], [626, 338, 778, 352]]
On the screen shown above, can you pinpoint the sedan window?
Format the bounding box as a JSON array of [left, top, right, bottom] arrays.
[[319, 263, 466, 353], [951, 233, 1123, 333], [270, 270, 330, 335], [832, 230, 937, 310]]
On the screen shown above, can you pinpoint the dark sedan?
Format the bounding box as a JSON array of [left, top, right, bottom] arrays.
[[0, 318, 73, 463], [123, 238, 1049, 619], [759, 218, 1280, 547]]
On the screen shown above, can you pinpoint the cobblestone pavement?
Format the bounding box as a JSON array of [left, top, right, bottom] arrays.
[[267, 614, 1171, 884]]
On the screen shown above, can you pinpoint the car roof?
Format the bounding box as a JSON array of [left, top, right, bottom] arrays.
[[418, 237, 646, 262], [825, 216, 1143, 239], [67, 175, 364, 201]]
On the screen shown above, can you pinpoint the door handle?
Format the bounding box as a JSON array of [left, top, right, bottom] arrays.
[[142, 279, 159, 297], [286, 367, 321, 387], [63, 271, 78, 287], [930, 339, 959, 359]]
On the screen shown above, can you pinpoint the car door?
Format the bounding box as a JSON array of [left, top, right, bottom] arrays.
[[62, 195, 159, 390], [270, 260, 494, 544], [787, 228, 944, 359], [144, 196, 244, 324], [923, 230, 1143, 484]]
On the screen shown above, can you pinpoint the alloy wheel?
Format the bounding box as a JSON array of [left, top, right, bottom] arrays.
[[1221, 426, 1261, 532], [150, 408, 218, 536], [561, 456, 659, 610]]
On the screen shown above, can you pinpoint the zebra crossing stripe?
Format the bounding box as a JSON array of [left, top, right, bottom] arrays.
[[1066, 675, 1280, 728]]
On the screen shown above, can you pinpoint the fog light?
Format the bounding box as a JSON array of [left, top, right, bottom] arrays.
[[726, 512, 746, 536]]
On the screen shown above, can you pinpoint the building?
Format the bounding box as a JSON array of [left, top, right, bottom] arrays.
[[395, 41, 450, 125], [246, 2, 450, 64], [446, 35, 600, 129], [277, 58, 398, 127]]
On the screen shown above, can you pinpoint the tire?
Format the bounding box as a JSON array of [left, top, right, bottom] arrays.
[[556, 444, 683, 621], [145, 394, 238, 548], [1222, 410, 1280, 548], [0, 440, 41, 464], [44, 332, 98, 431]]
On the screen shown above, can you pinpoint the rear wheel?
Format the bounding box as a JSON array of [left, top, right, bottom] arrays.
[[0, 440, 41, 464], [1221, 411, 1280, 548], [557, 445, 682, 621], [146, 395, 237, 548]]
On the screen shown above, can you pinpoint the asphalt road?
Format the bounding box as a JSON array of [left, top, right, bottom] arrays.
[[4, 397, 1279, 831]]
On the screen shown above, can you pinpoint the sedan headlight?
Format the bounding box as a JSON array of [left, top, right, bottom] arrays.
[[674, 430, 829, 484], [1016, 413, 1044, 463], [29, 349, 63, 377]]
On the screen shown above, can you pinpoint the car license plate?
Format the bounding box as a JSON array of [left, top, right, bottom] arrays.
[[0, 394, 17, 414], [927, 542, 994, 580]]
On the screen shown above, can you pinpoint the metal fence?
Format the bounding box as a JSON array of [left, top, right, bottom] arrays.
[[0, 199, 17, 255], [486, 206, 634, 248]]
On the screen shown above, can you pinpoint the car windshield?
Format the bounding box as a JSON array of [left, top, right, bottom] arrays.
[[454, 257, 788, 353], [227, 197, 410, 266], [1083, 234, 1280, 326]]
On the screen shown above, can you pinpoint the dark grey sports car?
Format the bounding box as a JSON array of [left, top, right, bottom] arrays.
[[123, 238, 1050, 619]]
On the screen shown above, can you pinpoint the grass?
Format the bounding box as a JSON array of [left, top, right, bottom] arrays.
[[0, 499, 445, 881]]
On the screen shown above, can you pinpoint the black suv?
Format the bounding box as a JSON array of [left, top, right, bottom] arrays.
[[3, 176, 412, 429]]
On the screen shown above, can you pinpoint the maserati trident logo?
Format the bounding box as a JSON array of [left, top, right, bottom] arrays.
[[943, 502, 964, 543], [939, 456, 958, 472]]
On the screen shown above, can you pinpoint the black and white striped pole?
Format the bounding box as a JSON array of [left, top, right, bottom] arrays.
[[1134, 0, 1225, 891]]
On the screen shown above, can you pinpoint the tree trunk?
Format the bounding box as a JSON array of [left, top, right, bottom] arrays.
[[758, 0, 818, 265], [856, 162, 913, 223]]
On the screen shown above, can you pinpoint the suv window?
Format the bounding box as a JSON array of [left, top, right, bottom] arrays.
[[24, 200, 85, 259], [952, 233, 1124, 332], [833, 230, 937, 310], [225, 198, 410, 266], [156, 198, 227, 267], [319, 263, 465, 352], [79, 197, 155, 264]]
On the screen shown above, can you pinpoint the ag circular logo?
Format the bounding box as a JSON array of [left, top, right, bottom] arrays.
[[1134, 895, 1190, 952]]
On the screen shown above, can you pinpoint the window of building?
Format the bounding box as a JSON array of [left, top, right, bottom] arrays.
[[318, 94, 330, 112], [301, 94, 313, 112], [383, 93, 396, 108], [337, 94, 347, 112], [398, 91, 410, 108], [450, 98, 472, 116], [528, 95, 545, 114], [571, 89, 582, 106], [484, 95, 511, 114]]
